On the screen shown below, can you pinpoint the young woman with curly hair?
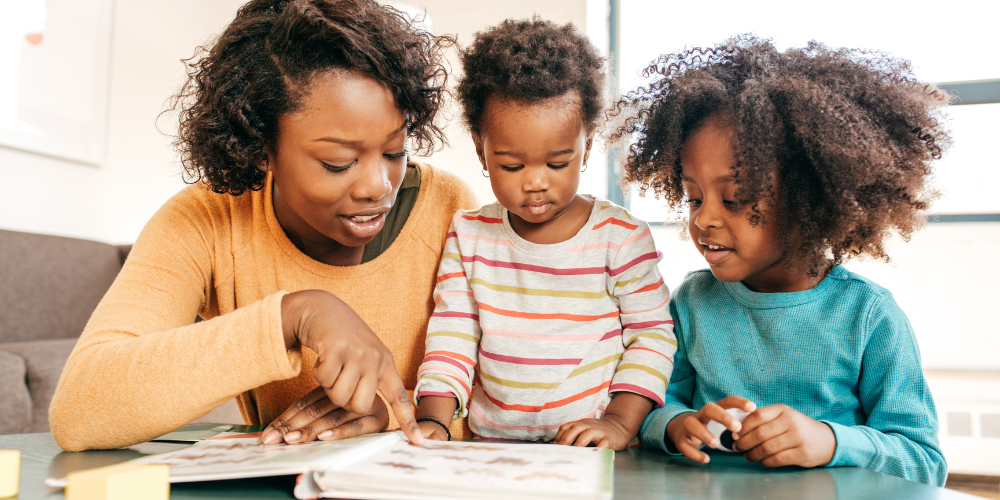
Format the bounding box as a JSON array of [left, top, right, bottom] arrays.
[[613, 35, 949, 484], [49, 0, 477, 451], [412, 18, 676, 451]]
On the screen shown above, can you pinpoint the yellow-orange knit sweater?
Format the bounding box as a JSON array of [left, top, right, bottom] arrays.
[[49, 163, 477, 451]]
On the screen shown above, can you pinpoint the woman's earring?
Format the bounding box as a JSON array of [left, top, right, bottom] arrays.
[[581, 163, 588, 173], [482, 169, 490, 178]]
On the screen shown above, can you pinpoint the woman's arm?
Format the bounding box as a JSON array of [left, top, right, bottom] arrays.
[[49, 191, 300, 451]]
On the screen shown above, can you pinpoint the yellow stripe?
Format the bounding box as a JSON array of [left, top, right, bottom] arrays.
[[616, 363, 668, 384], [441, 252, 462, 261], [567, 353, 622, 378], [629, 332, 679, 346], [427, 331, 480, 343], [479, 372, 561, 389], [614, 277, 640, 288], [469, 278, 609, 299], [423, 375, 466, 408]]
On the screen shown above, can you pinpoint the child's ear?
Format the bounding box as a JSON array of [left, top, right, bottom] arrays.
[[472, 133, 488, 171], [582, 136, 594, 166]]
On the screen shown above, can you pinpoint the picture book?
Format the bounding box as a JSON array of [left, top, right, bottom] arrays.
[[47, 431, 613, 500]]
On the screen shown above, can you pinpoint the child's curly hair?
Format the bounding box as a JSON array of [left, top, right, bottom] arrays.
[[457, 18, 605, 135], [611, 34, 950, 273], [170, 0, 453, 196]]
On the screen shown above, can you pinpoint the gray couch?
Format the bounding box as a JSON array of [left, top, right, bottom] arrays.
[[0, 229, 131, 434], [0, 229, 241, 435]]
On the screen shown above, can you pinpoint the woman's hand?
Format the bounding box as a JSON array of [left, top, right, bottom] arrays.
[[260, 386, 388, 444], [731, 404, 836, 468], [666, 396, 756, 463], [269, 290, 422, 444]]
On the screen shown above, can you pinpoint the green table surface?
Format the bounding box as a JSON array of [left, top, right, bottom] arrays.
[[0, 431, 975, 499]]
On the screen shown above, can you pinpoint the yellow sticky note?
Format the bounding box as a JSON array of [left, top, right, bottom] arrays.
[[66, 462, 169, 500], [0, 449, 20, 498]]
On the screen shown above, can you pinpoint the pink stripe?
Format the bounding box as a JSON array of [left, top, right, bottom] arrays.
[[567, 228, 652, 253], [417, 391, 457, 399], [623, 319, 673, 329], [468, 403, 607, 432], [417, 366, 471, 389], [454, 230, 515, 246], [482, 328, 620, 342], [434, 290, 475, 305], [610, 383, 665, 408], [479, 347, 580, 365], [620, 297, 670, 315], [609, 251, 661, 277], [423, 355, 470, 375], [432, 311, 479, 320]]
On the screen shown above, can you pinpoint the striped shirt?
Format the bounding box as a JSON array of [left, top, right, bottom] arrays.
[[414, 199, 677, 441]]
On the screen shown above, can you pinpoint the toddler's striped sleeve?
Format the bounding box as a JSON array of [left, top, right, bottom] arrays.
[[413, 214, 481, 417], [608, 220, 676, 407]]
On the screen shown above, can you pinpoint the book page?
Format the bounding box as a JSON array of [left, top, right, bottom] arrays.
[[311, 440, 613, 500], [129, 432, 404, 482]]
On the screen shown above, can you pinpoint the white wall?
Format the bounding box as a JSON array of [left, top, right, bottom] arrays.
[[400, 0, 607, 206], [0, 0, 607, 244], [0, 0, 247, 244]]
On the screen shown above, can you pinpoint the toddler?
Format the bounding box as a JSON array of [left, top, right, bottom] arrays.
[[614, 35, 949, 485], [413, 19, 676, 450]]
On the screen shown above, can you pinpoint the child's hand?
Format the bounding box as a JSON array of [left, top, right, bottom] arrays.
[[731, 404, 835, 467], [417, 420, 451, 441], [555, 392, 655, 451], [413, 395, 458, 443], [554, 417, 633, 450], [666, 396, 756, 463]]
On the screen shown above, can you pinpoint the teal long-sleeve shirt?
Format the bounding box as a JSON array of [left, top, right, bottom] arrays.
[[640, 266, 946, 485]]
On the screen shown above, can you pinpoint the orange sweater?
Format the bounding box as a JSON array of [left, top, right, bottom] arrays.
[[50, 163, 477, 451]]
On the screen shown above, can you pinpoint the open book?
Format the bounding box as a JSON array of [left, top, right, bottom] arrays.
[[48, 432, 613, 500]]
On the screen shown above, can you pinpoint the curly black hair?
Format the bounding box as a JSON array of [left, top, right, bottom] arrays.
[[457, 17, 605, 136], [169, 0, 453, 195], [611, 34, 950, 273]]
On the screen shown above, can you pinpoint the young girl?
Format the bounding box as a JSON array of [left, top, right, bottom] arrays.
[[412, 19, 676, 450], [613, 35, 949, 485]]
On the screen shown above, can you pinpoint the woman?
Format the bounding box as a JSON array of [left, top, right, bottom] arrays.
[[49, 0, 476, 451]]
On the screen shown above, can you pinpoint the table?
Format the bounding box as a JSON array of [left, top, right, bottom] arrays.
[[1, 432, 975, 499]]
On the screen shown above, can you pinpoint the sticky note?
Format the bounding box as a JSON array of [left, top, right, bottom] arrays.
[[66, 462, 169, 500], [0, 449, 19, 498]]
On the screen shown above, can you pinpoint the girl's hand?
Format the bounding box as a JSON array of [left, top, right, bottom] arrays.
[[666, 396, 756, 463], [731, 404, 836, 467], [414, 395, 458, 442], [260, 386, 388, 444], [417, 420, 451, 441], [272, 290, 422, 445], [554, 417, 632, 450], [555, 392, 654, 451]]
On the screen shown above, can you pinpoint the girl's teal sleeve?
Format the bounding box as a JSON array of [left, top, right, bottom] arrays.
[[822, 293, 947, 486], [639, 299, 696, 454]]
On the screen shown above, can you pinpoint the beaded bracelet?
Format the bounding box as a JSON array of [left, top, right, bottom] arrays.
[[416, 417, 452, 441]]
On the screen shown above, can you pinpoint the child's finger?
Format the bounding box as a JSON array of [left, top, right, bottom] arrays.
[[734, 415, 788, 454], [572, 427, 601, 447], [736, 404, 784, 437], [556, 423, 586, 446], [597, 437, 612, 449], [758, 447, 804, 468], [716, 395, 757, 413], [683, 413, 720, 449], [700, 403, 743, 434], [677, 438, 710, 464], [741, 430, 795, 463]]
